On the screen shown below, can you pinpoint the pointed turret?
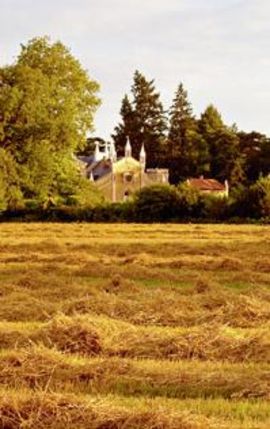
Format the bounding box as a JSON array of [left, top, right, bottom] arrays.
[[110, 141, 117, 162], [125, 137, 132, 158], [94, 141, 102, 162], [139, 143, 146, 169]]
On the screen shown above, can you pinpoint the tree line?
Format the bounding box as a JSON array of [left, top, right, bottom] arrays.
[[0, 37, 270, 217], [112, 71, 270, 186]]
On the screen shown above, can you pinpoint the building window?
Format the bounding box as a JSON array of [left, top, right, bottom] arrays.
[[123, 172, 133, 183], [123, 190, 130, 201]]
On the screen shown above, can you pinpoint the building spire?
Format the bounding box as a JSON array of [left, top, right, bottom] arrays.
[[110, 141, 117, 162], [94, 141, 102, 162], [140, 143, 146, 168], [125, 137, 132, 158]]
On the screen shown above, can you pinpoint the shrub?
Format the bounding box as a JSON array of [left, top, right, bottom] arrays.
[[133, 185, 179, 222], [248, 176, 270, 218], [200, 194, 229, 220], [176, 182, 201, 217]]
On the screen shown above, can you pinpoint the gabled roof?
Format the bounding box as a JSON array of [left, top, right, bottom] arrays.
[[86, 156, 142, 180], [86, 159, 112, 180], [77, 155, 95, 164], [188, 178, 226, 191], [113, 156, 141, 173]]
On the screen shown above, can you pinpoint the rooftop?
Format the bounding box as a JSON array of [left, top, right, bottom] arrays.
[[188, 178, 226, 191]]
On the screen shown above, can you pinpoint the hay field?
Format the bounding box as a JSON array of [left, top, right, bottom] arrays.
[[0, 223, 270, 428]]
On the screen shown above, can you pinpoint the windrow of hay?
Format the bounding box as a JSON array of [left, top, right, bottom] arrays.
[[1, 316, 269, 363], [1, 279, 269, 327], [63, 283, 270, 328], [0, 390, 215, 429], [0, 389, 270, 429], [107, 323, 270, 362], [0, 347, 270, 400]]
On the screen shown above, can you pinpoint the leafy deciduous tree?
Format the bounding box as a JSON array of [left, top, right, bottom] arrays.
[[199, 105, 244, 185], [0, 36, 101, 206]]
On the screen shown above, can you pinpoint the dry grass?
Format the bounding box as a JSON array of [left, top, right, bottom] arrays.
[[1, 316, 270, 362], [0, 347, 270, 400], [0, 223, 269, 428]]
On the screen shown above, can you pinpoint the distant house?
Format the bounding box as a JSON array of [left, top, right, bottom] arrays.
[[78, 139, 169, 202], [186, 176, 229, 197]]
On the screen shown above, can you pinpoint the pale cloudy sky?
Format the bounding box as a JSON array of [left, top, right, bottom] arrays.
[[1, 0, 270, 138]]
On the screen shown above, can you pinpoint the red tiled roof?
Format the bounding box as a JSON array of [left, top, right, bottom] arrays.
[[188, 178, 226, 191]]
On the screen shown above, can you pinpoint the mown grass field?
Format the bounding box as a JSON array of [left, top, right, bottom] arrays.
[[0, 223, 269, 428]]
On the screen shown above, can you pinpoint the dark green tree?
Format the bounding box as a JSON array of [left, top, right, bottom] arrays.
[[168, 83, 210, 183], [199, 104, 224, 135], [238, 131, 270, 183], [112, 94, 134, 157], [112, 71, 167, 167], [248, 176, 270, 218], [199, 105, 244, 185]]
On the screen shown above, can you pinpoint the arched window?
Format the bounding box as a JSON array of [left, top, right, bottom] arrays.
[[123, 190, 130, 201]]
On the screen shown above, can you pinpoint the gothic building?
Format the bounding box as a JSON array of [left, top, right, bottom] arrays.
[[78, 140, 169, 202]]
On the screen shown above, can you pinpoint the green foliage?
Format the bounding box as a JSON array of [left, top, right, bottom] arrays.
[[210, 129, 244, 185], [134, 184, 179, 222], [167, 83, 210, 183], [112, 94, 134, 157], [0, 148, 24, 209], [199, 106, 244, 185], [177, 182, 201, 216], [16, 37, 100, 151], [20, 141, 56, 201], [200, 194, 229, 220], [238, 131, 270, 183], [0, 175, 7, 211], [0, 36, 101, 207], [199, 104, 224, 135], [112, 71, 167, 167], [248, 176, 270, 218]]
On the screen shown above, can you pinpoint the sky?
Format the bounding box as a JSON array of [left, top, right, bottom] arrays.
[[1, 0, 270, 139]]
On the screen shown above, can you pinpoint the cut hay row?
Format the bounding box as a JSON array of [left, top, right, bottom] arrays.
[[0, 315, 270, 363], [0, 347, 270, 400], [0, 268, 269, 328], [0, 389, 270, 429]]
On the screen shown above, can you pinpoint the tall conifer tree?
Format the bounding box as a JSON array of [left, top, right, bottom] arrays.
[[168, 83, 210, 183], [112, 95, 134, 157], [112, 71, 167, 167]]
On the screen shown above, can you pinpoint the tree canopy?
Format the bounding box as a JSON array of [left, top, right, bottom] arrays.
[[112, 70, 167, 168], [167, 83, 210, 183], [0, 36, 101, 207]]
